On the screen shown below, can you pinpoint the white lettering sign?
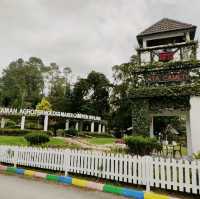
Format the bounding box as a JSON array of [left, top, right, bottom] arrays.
[[0, 107, 101, 121]]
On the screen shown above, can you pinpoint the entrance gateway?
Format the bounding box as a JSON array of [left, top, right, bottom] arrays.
[[130, 18, 200, 156]]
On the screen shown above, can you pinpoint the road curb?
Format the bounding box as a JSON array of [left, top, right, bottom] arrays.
[[0, 164, 177, 199]]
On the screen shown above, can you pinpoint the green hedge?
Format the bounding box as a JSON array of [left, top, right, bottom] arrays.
[[0, 128, 53, 136], [125, 135, 161, 156], [24, 132, 50, 145], [65, 128, 78, 136], [6, 120, 17, 129]]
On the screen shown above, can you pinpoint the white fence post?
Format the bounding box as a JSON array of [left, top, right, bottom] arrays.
[[13, 146, 18, 167], [64, 149, 70, 176], [141, 156, 152, 192], [144, 156, 151, 192]]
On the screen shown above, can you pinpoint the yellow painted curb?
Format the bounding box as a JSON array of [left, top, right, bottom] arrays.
[[144, 192, 169, 199], [72, 178, 89, 187], [24, 170, 35, 177]]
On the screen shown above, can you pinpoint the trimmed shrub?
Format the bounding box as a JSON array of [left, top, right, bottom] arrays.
[[125, 135, 161, 156], [24, 132, 50, 145], [65, 128, 78, 137], [0, 128, 53, 136], [6, 120, 16, 128]]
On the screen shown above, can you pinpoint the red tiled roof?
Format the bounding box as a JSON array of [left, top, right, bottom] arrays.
[[137, 18, 196, 37]]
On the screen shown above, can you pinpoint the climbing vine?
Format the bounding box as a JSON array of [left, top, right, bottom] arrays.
[[129, 58, 200, 135], [131, 99, 150, 135], [129, 83, 200, 98]]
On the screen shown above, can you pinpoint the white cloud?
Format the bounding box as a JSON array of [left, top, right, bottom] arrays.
[[0, 0, 199, 79]]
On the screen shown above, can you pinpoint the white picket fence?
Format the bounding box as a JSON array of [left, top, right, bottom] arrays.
[[0, 145, 199, 194]]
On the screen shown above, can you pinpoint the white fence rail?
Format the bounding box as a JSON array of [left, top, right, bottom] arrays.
[[0, 145, 199, 194]]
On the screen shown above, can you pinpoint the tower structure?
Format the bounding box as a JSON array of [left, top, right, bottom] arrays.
[[130, 18, 200, 155]]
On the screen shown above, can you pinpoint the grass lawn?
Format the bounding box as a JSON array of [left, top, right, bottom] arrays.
[[0, 136, 67, 147], [0, 136, 27, 146], [87, 137, 116, 145]]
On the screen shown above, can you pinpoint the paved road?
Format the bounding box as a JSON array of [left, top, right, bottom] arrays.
[[0, 174, 125, 199]]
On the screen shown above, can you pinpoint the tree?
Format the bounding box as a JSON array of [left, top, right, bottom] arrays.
[[87, 71, 110, 117], [111, 55, 139, 130], [36, 98, 52, 111], [0, 57, 44, 108], [71, 71, 110, 118], [71, 78, 90, 113], [46, 63, 72, 112]]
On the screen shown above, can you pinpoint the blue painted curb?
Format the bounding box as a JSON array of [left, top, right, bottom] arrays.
[[122, 188, 144, 199], [16, 168, 25, 175], [58, 176, 72, 185]]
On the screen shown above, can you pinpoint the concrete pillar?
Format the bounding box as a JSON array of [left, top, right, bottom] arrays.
[[186, 32, 190, 42], [75, 121, 79, 131], [189, 96, 200, 154], [91, 122, 94, 133], [44, 115, 48, 132], [1, 117, 5, 128], [65, 120, 69, 131], [21, 116, 26, 130], [98, 124, 102, 133], [150, 116, 154, 138], [102, 125, 105, 133], [143, 38, 147, 48]]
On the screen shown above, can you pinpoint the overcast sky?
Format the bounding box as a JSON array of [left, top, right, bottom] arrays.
[[0, 0, 200, 80]]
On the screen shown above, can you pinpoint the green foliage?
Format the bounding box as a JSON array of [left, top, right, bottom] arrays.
[[132, 99, 150, 135], [132, 60, 200, 72], [24, 132, 49, 145], [65, 128, 78, 137], [125, 135, 161, 156], [36, 98, 52, 111], [129, 84, 200, 98], [71, 71, 110, 117], [113, 130, 123, 138], [5, 120, 16, 128], [0, 128, 53, 136], [46, 63, 72, 112], [0, 57, 44, 108], [149, 96, 190, 112], [193, 151, 200, 159], [0, 136, 80, 149], [111, 55, 139, 131], [111, 97, 132, 131]]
